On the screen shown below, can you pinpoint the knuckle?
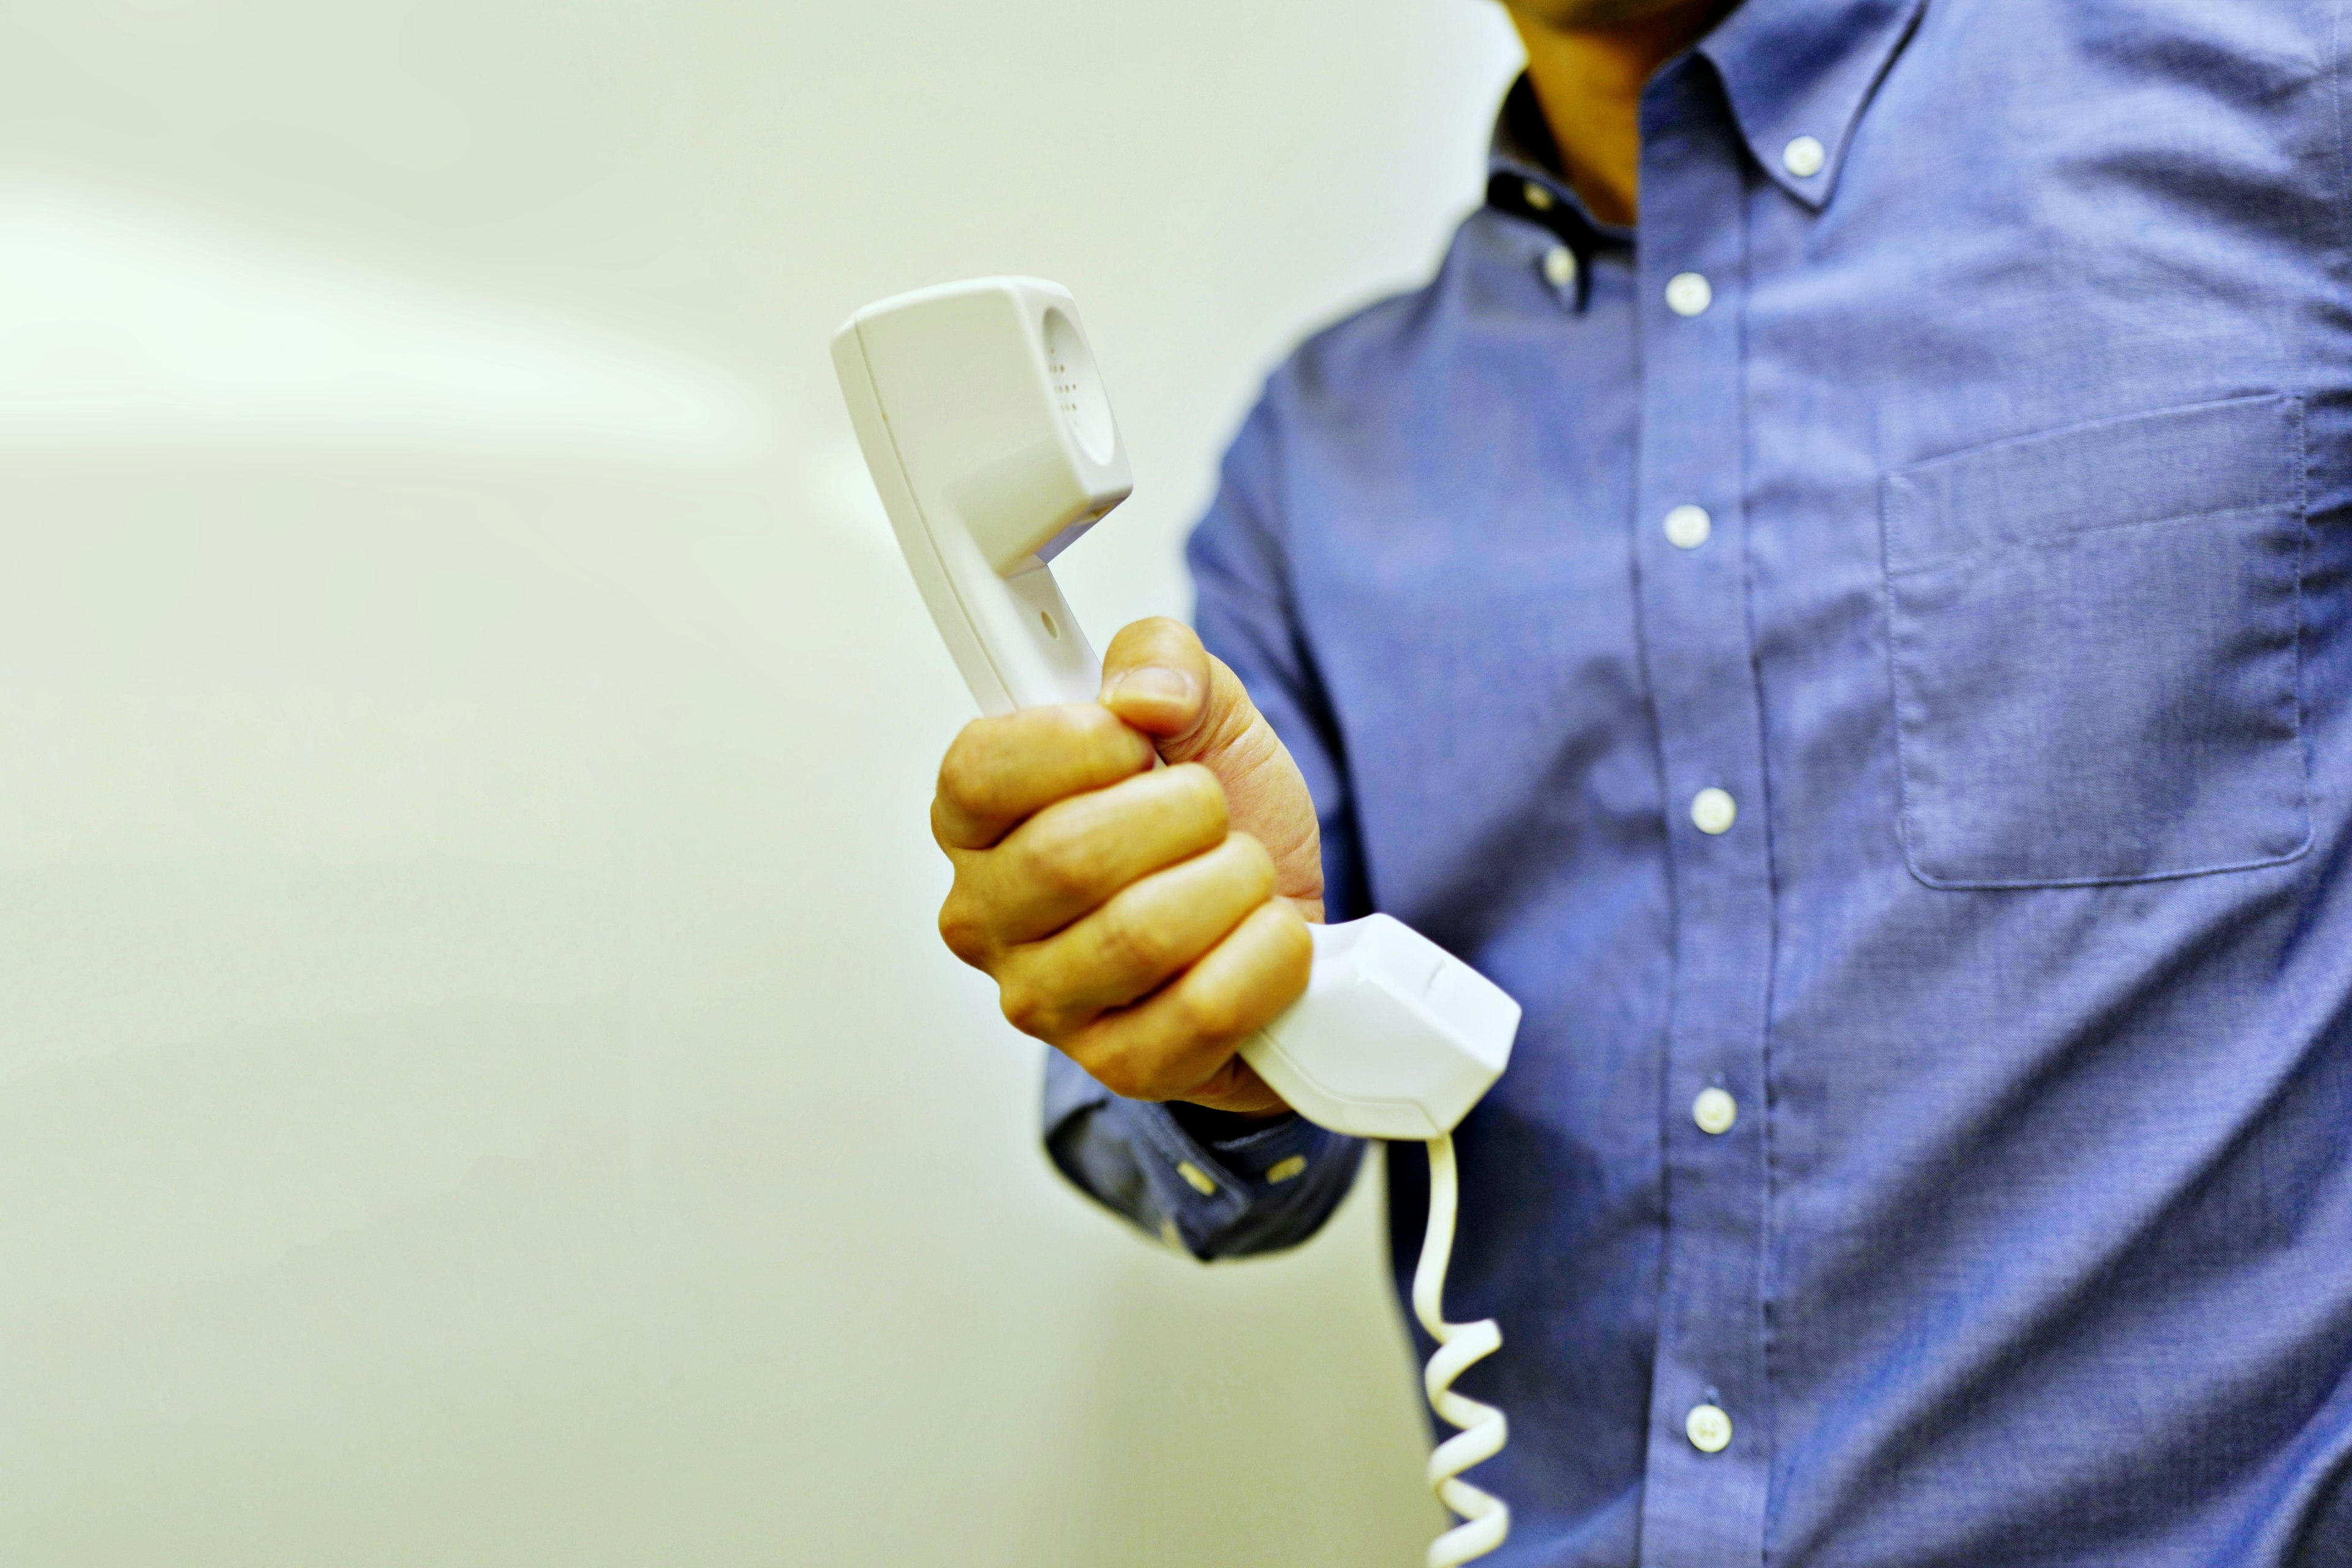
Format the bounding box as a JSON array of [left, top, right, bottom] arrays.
[[998, 979, 1057, 1040], [936, 741, 996, 819], [1019, 821, 1099, 902], [936, 894, 990, 966], [1175, 979, 1246, 1043], [1096, 903, 1176, 976]]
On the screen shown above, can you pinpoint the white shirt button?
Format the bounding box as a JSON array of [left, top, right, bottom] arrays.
[[1782, 134, 1826, 178], [1665, 271, 1712, 317], [1523, 179, 1555, 212], [1663, 504, 1712, 549], [1692, 1087, 1738, 1135], [1686, 1403, 1733, 1453], [1542, 245, 1578, 290], [1691, 787, 1738, 836]]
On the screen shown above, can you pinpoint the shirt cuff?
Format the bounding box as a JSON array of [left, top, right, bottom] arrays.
[[1123, 1100, 1348, 1253], [1043, 1050, 1356, 1257]]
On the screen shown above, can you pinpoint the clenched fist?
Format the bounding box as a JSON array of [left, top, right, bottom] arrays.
[[931, 617, 1324, 1114]]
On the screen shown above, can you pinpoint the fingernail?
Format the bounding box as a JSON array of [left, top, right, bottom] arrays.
[[1110, 666, 1197, 708]]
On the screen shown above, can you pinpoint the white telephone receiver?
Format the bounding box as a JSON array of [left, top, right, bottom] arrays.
[[832, 277, 1513, 1565]]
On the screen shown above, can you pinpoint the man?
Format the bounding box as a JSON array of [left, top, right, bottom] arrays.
[[928, 0, 2352, 1561]]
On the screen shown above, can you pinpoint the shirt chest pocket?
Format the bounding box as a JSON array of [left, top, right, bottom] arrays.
[[1880, 394, 2312, 889]]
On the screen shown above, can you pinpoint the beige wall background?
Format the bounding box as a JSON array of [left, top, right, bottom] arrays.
[[0, 5, 1521, 1564]]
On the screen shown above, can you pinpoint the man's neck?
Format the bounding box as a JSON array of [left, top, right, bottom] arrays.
[[1505, 1, 1740, 226]]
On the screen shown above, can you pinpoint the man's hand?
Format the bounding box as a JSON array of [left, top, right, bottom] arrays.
[[932, 617, 1324, 1114]]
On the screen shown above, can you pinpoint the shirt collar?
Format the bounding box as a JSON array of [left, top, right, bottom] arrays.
[[1697, 0, 1926, 209], [1487, 0, 1926, 224], [1487, 74, 1634, 256]]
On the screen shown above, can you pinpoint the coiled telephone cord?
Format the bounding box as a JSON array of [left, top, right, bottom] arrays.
[[1412, 1133, 1509, 1566]]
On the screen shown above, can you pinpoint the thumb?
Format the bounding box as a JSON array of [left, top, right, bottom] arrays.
[[1099, 616, 1212, 739], [1100, 618, 1325, 918]]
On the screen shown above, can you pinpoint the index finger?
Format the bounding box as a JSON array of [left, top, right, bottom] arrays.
[[933, 703, 1156, 850]]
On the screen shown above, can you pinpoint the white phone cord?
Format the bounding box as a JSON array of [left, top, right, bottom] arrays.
[[1412, 1133, 1510, 1567]]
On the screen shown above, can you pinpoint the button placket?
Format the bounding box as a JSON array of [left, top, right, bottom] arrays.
[[1627, 62, 1777, 1568]]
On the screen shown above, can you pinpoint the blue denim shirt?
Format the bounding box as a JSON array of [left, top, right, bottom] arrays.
[[1042, 3, 2352, 1562]]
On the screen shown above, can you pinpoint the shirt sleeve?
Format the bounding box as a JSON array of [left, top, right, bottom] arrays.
[[1041, 1050, 1364, 1258], [1037, 382, 1373, 1262]]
